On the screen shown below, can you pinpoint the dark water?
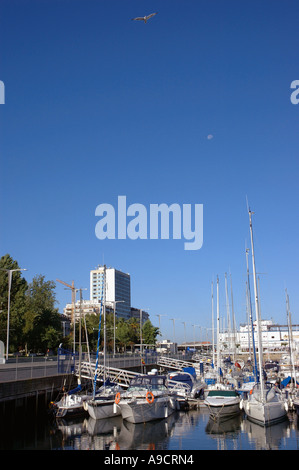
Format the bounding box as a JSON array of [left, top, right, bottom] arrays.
[[1, 399, 299, 451]]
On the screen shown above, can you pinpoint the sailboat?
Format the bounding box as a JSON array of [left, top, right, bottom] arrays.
[[237, 248, 259, 399], [204, 276, 241, 420], [242, 208, 287, 426], [85, 265, 124, 420], [51, 288, 89, 419]]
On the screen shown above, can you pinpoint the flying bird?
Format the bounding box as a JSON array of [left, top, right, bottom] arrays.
[[131, 12, 158, 23]]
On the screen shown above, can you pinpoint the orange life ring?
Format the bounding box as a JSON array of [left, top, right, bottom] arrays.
[[115, 392, 121, 404], [146, 391, 154, 404]]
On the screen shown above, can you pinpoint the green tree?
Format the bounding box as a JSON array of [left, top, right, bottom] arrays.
[[126, 318, 139, 351], [142, 319, 159, 346], [84, 310, 103, 352], [0, 254, 28, 353], [116, 318, 131, 352], [24, 274, 62, 353]]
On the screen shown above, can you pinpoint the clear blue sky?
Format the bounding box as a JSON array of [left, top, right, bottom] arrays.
[[1, 0, 298, 344]]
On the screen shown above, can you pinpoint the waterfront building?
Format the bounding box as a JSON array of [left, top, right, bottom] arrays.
[[90, 265, 131, 320], [219, 319, 299, 353]]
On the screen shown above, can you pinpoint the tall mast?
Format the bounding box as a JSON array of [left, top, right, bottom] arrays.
[[103, 265, 107, 386], [248, 208, 264, 399], [245, 247, 258, 381], [286, 289, 297, 388], [211, 281, 215, 369], [225, 273, 231, 356], [216, 275, 221, 381], [245, 281, 252, 360], [78, 288, 82, 385], [230, 273, 237, 362]]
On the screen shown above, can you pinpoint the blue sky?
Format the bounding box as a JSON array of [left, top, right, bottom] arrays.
[[1, 0, 298, 344]]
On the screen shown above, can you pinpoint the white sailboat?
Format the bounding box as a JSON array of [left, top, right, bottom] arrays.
[[117, 372, 178, 424], [204, 276, 241, 419], [86, 266, 124, 420], [242, 208, 287, 426]]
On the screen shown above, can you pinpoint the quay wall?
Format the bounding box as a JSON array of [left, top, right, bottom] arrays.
[[0, 374, 76, 406]]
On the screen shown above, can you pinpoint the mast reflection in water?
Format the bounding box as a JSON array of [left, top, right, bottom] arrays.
[[1, 398, 299, 450]]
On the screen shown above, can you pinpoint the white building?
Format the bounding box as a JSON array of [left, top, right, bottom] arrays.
[[63, 299, 103, 320], [219, 320, 299, 352], [90, 266, 131, 320]]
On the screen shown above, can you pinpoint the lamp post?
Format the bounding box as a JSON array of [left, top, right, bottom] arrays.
[[155, 314, 167, 348], [139, 307, 149, 372], [1, 267, 27, 360], [169, 318, 179, 352], [181, 321, 187, 351], [192, 323, 200, 350]]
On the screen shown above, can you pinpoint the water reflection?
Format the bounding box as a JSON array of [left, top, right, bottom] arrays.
[[3, 402, 298, 450], [50, 409, 299, 450], [54, 415, 122, 450], [116, 412, 179, 450], [241, 416, 290, 450], [206, 413, 243, 436]]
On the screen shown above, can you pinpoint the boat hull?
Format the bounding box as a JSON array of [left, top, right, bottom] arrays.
[[119, 396, 177, 424], [87, 399, 121, 420], [244, 400, 287, 426], [53, 394, 88, 419], [204, 397, 241, 419]]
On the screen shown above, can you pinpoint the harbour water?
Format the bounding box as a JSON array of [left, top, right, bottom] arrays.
[[1, 399, 299, 451]]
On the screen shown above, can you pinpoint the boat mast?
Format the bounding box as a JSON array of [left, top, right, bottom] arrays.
[[286, 289, 297, 389], [92, 268, 104, 399], [245, 247, 258, 381], [103, 265, 107, 386], [216, 275, 221, 382], [230, 273, 237, 363], [211, 281, 215, 369], [78, 288, 82, 386], [225, 273, 232, 358], [248, 208, 264, 398]]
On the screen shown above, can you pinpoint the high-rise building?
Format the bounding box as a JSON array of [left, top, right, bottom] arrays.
[[90, 266, 131, 320]]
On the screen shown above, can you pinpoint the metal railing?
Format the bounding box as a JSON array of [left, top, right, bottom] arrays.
[[0, 355, 59, 382]]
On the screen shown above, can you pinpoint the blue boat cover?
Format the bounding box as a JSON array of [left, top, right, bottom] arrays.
[[68, 384, 82, 395], [281, 376, 299, 388], [183, 367, 196, 377]]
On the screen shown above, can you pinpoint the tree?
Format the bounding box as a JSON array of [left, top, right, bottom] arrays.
[[116, 318, 131, 352], [0, 254, 28, 353], [24, 274, 62, 353], [142, 319, 160, 346]]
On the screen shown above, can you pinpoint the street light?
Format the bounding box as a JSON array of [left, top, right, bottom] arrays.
[[181, 321, 187, 350], [138, 307, 149, 372], [155, 314, 167, 344], [0, 267, 27, 360], [169, 318, 179, 354]]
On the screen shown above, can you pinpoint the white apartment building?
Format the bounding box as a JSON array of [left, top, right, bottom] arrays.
[[63, 299, 102, 319], [90, 266, 131, 320]]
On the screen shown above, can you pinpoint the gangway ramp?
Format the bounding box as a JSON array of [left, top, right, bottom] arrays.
[[157, 356, 200, 374], [78, 360, 192, 396], [78, 360, 140, 388]]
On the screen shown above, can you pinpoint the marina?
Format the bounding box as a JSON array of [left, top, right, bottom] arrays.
[[1, 348, 299, 451]]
